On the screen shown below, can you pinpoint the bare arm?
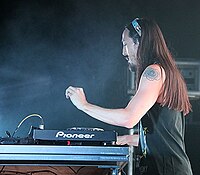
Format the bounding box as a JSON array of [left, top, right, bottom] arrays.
[[65, 64, 165, 128]]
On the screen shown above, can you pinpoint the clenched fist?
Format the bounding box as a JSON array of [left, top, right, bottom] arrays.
[[65, 86, 88, 110]]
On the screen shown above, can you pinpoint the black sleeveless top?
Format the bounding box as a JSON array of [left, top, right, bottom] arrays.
[[142, 103, 193, 175]]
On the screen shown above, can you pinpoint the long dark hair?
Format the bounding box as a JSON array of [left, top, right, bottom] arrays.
[[126, 18, 191, 115]]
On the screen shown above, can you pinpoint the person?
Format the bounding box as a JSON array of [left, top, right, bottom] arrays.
[[65, 17, 193, 175]]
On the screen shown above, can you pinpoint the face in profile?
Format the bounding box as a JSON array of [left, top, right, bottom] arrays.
[[121, 28, 139, 71]]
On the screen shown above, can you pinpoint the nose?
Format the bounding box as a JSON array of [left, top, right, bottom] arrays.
[[122, 46, 127, 57], [122, 46, 129, 61]]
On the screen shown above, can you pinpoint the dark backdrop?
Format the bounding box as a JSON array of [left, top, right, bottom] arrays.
[[0, 0, 200, 174]]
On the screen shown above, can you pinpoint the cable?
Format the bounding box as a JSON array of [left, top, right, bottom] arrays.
[[67, 166, 85, 174], [121, 168, 127, 175], [0, 170, 28, 174], [0, 170, 58, 175], [12, 113, 45, 137], [0, 166, 5, 173], [27, 170, 58, 175]]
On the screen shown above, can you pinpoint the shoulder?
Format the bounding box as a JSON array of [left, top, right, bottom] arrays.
[[142, 64, 166, 82]]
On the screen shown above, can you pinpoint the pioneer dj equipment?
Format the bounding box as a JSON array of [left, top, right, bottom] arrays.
[[33, 127, 117, 146]]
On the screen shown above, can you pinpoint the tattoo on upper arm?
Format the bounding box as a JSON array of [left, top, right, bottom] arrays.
[[143, 67, 161, 81]]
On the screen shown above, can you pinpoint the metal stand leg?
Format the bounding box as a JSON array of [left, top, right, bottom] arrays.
[[128, 145, 135, 175], [128, 128, 135, 175]]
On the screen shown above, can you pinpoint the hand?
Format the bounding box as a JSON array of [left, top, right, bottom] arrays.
[[116, 134, 139, 146], [65, 86, 88, 110]]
